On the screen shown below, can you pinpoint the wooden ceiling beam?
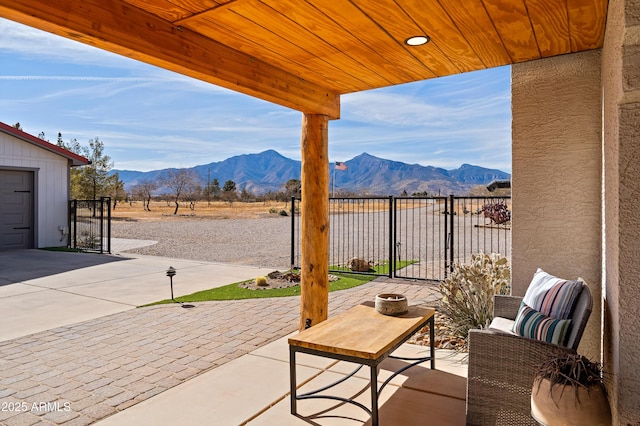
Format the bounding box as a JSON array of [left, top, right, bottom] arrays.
[[0, 0, 340, 119]]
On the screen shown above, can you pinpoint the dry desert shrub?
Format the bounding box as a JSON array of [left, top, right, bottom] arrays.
[[438, 252, 511, 349]]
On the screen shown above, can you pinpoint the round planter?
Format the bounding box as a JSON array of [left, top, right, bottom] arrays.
[[531, 377, 611, 426], [375, 293, 408, 316]]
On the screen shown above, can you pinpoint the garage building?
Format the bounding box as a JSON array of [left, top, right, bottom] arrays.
[[0, 121, 89, 251]]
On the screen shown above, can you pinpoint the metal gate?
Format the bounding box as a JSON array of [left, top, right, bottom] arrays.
[[328, 196, 393, 277], [291, 195, 511, 281], [69, 197, 111, 253], [393, 196, 450, 281]]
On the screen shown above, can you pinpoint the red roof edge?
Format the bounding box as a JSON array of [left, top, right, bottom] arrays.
[[0, 121, 90, 167]]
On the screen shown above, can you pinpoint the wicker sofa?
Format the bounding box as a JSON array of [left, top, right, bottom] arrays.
[[466, 284, 593, 425]]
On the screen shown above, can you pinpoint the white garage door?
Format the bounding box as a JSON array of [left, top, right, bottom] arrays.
[[0, 170, 34, 250]]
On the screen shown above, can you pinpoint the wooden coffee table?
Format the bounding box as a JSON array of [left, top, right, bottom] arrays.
[[289, 303, 435, 426]]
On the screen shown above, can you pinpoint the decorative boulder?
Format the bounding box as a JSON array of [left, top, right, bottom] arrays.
[[350, 258, 371, 272]]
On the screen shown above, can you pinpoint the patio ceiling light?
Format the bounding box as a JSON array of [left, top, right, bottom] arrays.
[[404, 35, 430, 46]]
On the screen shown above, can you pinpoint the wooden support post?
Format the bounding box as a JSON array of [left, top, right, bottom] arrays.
[[299, 113, 330, 331]]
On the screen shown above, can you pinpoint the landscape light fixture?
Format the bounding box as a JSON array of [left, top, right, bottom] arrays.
[[166, 266, 177, 302], [405, 35, 430, 46], [165, 266, 195, 308]]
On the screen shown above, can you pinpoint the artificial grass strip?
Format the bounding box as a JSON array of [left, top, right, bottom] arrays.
[[329, 260, 415, 275], [142, 272, 376, 306]]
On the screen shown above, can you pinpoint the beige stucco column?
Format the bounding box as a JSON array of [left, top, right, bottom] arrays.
[[299, 113, 330, 331], [602, 0, 640, 423], [511, 50, 603, 358]]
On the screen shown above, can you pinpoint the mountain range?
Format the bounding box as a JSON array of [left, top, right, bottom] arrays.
[[113, 150, 510, 196]]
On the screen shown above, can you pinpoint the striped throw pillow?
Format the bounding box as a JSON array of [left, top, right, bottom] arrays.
[[512, 302, 572, 346], [523, 269, 583, 319]]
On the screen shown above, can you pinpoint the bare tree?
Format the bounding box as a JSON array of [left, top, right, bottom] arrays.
[[132, 180, 158, 211], [284, 178, 301, 198], [184, 184, 202, 211], [162, 169, 200, 215]]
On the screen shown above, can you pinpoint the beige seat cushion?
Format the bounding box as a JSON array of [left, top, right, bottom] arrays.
[[488, 316, 516, 335]]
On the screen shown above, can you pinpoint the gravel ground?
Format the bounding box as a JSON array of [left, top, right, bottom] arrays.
[[111, 206, 511, 280], [111, 216, 293, 269]]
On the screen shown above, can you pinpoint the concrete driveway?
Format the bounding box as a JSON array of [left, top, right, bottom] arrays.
[[0, 248, 276, 342]]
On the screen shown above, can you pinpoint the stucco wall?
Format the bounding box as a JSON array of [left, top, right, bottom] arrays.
[[511, 50, 602, 359], [602, 0, 640, 423], [0, 133, 70, 248]]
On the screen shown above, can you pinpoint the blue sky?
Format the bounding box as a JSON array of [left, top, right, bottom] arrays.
[[0, 18, 512, 173]]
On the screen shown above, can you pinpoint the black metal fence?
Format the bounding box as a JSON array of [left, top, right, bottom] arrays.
[[291, 195, 511, 281], [69, 197, 111, 253], [448, 196, 511, 270], [393, 196, 449, 281], [329, 196, 393, 277]]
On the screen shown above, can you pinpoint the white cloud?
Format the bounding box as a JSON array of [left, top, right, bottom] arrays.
[[342, 74, 510, 129], [0, 18, 136, 69]]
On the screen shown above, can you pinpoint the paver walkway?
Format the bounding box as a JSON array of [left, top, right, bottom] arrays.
[[0, 279, 439, 426]]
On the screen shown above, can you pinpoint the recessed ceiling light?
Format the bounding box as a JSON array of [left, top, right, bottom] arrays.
[[405, 36, 430, 46]]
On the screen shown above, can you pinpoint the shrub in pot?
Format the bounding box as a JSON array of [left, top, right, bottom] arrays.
[[531, 352, 610, 426]]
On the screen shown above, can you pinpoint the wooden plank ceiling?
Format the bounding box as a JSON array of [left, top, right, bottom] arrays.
[[0, 0, 608, 119]]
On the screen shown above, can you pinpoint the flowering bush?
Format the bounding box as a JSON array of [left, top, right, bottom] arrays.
[[439, 253, 511, 350]]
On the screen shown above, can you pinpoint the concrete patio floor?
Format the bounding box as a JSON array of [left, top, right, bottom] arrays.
[[0, 247, 467, 425], [97, 336, 467, 426]]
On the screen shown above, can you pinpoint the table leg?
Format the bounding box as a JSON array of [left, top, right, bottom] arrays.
[[430, 315, 435, 369], [370, 364, 379, 426], [290, 347, 297, 415]]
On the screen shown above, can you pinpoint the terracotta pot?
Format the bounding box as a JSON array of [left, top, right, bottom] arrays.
[[531, 377, 611, 426]]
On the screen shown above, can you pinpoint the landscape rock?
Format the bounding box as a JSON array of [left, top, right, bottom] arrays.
[[349, 258, 371, 272]]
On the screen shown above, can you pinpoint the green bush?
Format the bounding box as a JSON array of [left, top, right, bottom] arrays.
[[439, 253, 510, 349]]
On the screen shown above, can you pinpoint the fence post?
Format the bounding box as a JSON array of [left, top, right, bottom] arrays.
[[72, 199, 77, 250], [443, 197, 448, 279], [105, 197, 111, 254], [388, 195, 393, 278], [449, 194, 455, 274], [291, 196, 296, 269], [68, 200, 72, 249], [99, 198, 104, 253]]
